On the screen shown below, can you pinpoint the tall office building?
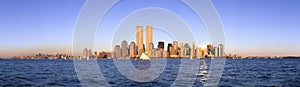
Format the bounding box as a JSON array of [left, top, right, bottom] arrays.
[[184, 43, 191, 57], [158, 41, 164, 50], [149, 48, 156, 58], [121, 40, 128, 58], [155, 48, 163, 58], [180, 43, 185, 58], [173, 41, 179, 56], [207, 44, 214, 57], [82, 48, 88, 58], [148, 43, 154, 58], [191, 42, 195, 58], [136, 26, 144, 57], [202, 48, 208, 58], [167, 43, 172, 55], [214, 46, 219, 57], [114, 45, 121, 58], [196, 47, 203, 58], [146, 25, 153, 53], [149, 43, 154, 50], [218, 44, 225, 57], [129, 42, 136, 58], [88, 49, 92, 59], [173, 41, 178, 50]]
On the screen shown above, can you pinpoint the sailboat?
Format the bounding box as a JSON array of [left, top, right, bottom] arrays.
[[199, 60, 207, 70], [196, 60, 208, 76], [140, 52, 150, 60]]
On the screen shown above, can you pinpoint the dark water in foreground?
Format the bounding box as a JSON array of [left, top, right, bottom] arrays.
[[0, 58, 300, 87]]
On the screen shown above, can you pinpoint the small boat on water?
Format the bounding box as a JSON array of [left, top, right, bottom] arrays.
[[140, 52, 150, 60], [200, 76, 208, 82], [198, 60, 209, 82], [199, 60, 208, 70]]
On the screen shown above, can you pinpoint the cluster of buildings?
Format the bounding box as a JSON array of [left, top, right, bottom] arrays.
[[111, 25, 225, 58], [81, 48, 112, 59], [11, 50, 73, 60]]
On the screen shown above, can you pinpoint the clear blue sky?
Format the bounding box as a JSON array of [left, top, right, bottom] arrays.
[[0, 0, 299, 57]]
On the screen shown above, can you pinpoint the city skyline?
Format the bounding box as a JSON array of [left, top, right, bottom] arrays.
[[111, 24, 226, 58], [1, 0, 300, 58]]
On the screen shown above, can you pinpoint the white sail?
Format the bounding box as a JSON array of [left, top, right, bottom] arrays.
[[140, 53, 150, 60], [199, 60, 207, 70]]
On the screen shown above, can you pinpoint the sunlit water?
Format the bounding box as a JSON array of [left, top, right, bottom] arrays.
[[0, 58, 299, 86]]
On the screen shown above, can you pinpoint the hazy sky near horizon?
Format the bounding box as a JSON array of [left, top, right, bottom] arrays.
[[0, 0, 300, 57]]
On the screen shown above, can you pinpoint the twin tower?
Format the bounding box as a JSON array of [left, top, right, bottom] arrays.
[[136, 25, 152, 57]]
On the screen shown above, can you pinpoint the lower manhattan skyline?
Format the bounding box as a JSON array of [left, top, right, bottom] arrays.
[[1, 0, 300, 58], [1, 0, 300, 87]]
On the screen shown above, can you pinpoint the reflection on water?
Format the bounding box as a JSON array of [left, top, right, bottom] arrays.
[[0, 58, 300, 86]]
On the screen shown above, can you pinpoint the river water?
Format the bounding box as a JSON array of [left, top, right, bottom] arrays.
[[0, 58, 299, 86]]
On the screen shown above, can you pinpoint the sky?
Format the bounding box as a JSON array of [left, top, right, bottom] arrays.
[[0, 0, 300, 57]]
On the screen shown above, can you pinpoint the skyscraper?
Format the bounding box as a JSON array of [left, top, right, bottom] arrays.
[[207, 44, 214, 57], [146, 25, 153, 53], [214, 46, 219, 57], [180, 42, 185, 58], [196, 47, 203, 58], [129, 42, 136, 58], [148, 43, 154, 58], [202, 48, 208, 58], [158, 41, 164, 50], [218, 44, 225, 57], [88, 49, 92, 59], [173, 41, 178, 50], [114, 45, 121, 58], [82, 48, 88, 58], [149, 43, 154, 50], [121, 40, 128, 58], [173, 41, 179, 56], [184, 43, 191, 57], [136, 26, 143, 57], [167, 43, 172, 56], [191, 42, 195, 58]]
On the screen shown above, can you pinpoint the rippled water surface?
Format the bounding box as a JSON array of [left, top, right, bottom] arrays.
[[0, 58, 299, 86]]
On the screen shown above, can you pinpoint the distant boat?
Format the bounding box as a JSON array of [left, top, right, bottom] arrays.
[[199, 60, 208, 70], [200, 76, 208, 82], [196, 60, 208, 76], [140, 52, 150, 60]]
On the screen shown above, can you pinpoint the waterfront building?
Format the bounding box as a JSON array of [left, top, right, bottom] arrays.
[[191, 42, 195, 58], [202, 48, 208, 58], [214, 46, 219, 57], [180, 43, 185, 58], [148, 43, 154, 58], [196, 47, 203, 58], [149, 48, 156, 58], [218, 44, 225, 57], [129, 42, 136, 58], [156, 48, 164, 58], [173, 41, 178, 50], [88, 49, 93, 59], [114, 45, 121, 58], [146, 25, 153, 53], [207, 44, 213, 55], [121, 40, 129, 58], [158, 41, 164, 50], [82, 48, 88, 58], [184, 43, 191, 58], [167, 43, 172, 56], [136, 26, 144, 57]]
